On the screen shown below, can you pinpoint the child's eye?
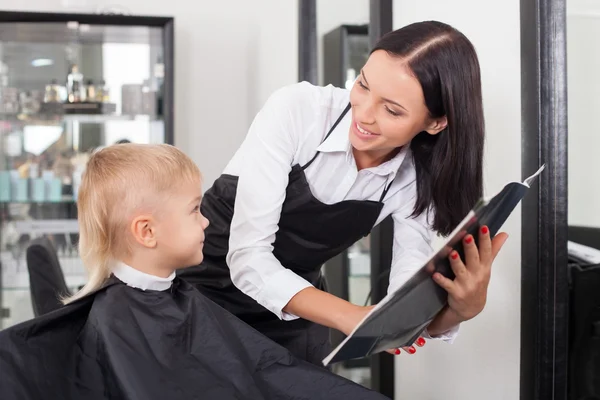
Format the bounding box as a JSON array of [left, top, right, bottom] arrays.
[[192, 205, 200, 213]]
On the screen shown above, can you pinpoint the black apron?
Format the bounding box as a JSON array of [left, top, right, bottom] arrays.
[[178, 104, 393, 366]]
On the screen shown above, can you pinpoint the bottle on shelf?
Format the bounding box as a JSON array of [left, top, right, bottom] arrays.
[[85, 79, 96, 103], [67, 64, 84, 103], [43, 79, 61, 103], [101, 80, 110, 103]]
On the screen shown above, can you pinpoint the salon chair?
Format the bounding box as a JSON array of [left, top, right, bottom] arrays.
[[26, 237, 70, 317]]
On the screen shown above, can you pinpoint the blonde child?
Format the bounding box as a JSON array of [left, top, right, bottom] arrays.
[[64, 143, 209, 303], [0, 144, 388, 400]]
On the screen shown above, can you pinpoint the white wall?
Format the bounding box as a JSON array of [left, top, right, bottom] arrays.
[[567, 0, 600, 228], [0, 0, 299, 188], [392, 2, 522, 400]]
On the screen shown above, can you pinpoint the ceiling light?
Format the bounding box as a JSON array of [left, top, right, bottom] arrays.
[[31, 59, 54, 67]]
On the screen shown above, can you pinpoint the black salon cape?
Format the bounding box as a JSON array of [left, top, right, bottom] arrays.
[[0, 277, 388, 400]]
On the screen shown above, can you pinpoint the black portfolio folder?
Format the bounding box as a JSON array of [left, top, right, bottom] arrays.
[[323, 165, 545, 366]]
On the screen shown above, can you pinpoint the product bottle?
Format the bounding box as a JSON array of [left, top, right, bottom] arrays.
[[67, 64, 84, 103]]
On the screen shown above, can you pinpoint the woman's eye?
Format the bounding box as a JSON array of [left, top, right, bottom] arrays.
[[385, 106, 400, 117]]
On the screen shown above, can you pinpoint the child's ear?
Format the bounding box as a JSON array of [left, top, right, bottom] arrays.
[[130, 215, 157, 249]]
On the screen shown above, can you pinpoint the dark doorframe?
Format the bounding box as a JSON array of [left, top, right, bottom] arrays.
[[368, 1, 395, 398], [298, 0, 317, 84], [369, 0, 393, 49], [520, 0, 569, 398]]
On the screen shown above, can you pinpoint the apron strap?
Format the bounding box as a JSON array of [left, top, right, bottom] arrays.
[[378, 178, 394, 203], [301, 103, 351, 171]]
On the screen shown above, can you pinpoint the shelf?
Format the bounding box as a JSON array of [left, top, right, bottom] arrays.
[[12, 219, 79, 235], [63, 114, 160, 123], [0, 20, 164, 46], [1, 113, 163, 126], [0, 199, 76, 205]]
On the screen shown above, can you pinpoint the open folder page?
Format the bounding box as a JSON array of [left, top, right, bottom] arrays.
[[323, 165, 545, 366]]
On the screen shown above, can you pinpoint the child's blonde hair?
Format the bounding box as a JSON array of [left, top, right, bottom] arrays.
[[63, 143, 201, 304]]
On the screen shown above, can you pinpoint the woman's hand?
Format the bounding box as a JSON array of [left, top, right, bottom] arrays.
[[432, 225, 509, 322], [337, 225, 507, 353], [338, 304, 426, 356]]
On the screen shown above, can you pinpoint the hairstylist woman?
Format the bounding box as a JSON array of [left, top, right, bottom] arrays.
[[179, 20, 509, 366]]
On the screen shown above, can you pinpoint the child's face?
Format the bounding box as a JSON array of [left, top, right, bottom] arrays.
[[154, 180, 209, 269]]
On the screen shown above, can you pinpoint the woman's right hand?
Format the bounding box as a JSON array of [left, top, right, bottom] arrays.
[[338, 304, 426, 356]]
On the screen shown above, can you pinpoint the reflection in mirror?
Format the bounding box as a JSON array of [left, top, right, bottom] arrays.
[[317, 0, 369, 86], [566, 2, 600, 398], [567, 7, 600, 229], [323, 25, 369, 89]]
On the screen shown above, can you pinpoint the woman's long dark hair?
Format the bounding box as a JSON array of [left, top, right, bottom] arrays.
[[372, 21, 485, 236]]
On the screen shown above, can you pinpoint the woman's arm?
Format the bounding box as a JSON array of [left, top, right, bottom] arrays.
[[283, 287, 365, 333], [227, 83, 357, 325], [227, 85, 306, 321]]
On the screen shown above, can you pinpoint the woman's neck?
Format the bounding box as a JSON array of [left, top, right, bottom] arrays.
[[352, 147, 401, 170]]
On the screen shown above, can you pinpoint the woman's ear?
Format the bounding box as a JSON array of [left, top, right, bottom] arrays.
[[130, 215, 157, 249], [425, 116, 448, 135]]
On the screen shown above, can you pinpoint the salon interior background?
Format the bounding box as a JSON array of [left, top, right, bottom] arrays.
[[1, 0, 596, 399]]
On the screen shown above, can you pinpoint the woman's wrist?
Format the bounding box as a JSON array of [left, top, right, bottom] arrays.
[[334, 303, 373, 335], [426, 305, 464, 336]]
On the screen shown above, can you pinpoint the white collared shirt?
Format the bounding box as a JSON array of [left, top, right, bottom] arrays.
[[112, 262, 175, 291], [223, 82, 457, 341]]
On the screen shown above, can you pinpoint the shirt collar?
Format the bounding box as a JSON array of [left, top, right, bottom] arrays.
[[315, 108, 412, 178], [368, 145, 411, 178], [315, 108, 352, 153], [112, 261, 175, 291]]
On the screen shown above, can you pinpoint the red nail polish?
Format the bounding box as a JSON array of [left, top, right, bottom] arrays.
[[465, 236, 473, 244], [451, 251, 458, 260], [408, 346, 416, 354], [416, 337, 426, 346], [481, 226, 489, 234], [395, 349, 401, 355]]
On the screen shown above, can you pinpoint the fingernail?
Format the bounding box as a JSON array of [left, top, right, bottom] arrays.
[[408, 346, 416, 354], [395, 349, 401, 355], [416, 337, 426, 347], [465, 235, 473, 244], [481, 226, 489, 234], [451, 251, 459, 260]]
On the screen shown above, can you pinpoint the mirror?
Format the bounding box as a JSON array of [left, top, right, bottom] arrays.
[[567, 1, 600, 229]]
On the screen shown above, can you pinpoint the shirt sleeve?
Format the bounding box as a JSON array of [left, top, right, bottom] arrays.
[[387, 190, 460, 343], [226, 83, 315, 321]]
